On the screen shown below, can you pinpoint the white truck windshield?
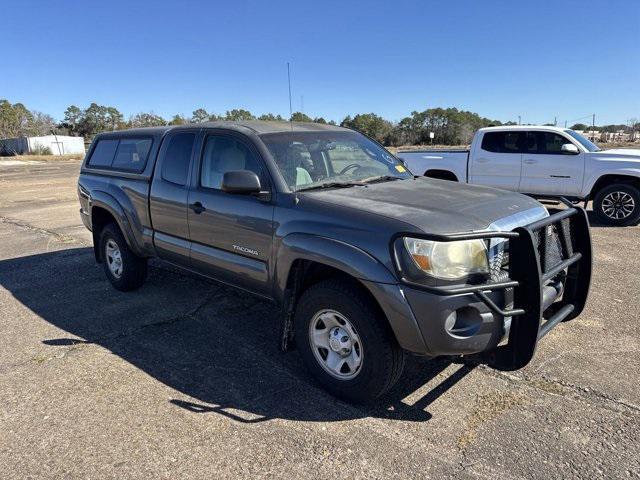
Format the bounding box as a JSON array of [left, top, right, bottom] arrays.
[[564, 129, 600, 152]]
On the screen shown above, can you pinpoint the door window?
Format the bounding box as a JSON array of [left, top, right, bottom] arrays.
[[161, 132, 196, 185], [480, 132, 525, 153], [200, 135, 266, 190], [526, 132, 575, 154]]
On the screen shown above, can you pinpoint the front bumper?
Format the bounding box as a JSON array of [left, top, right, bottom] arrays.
[[377, 203, 592, 370]]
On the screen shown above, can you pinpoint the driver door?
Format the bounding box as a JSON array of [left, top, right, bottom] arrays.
[[519, 131, 585, 196], [187, 131, 275, 296]]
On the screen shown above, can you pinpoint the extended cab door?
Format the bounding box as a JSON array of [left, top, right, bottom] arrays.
[[469, 131, 524, 191], [187, 131, 274, 296], [519, 131, 584, 196], [149, 129, 199, 265]]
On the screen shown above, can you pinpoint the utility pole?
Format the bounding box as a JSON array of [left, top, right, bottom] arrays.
[[592, 113, 595, 130], [554, 116, 557, 126], [301, 95, 304, 115], [564, 120, 567, 128], [518, 115, 521, 125], [287, 62, 293, 121]]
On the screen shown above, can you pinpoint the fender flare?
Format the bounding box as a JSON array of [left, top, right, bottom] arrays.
[[89, 191, 145, 257], [583, 169, 640, 198], [273, 233, 397, 303], [274, 233, 428, 354]]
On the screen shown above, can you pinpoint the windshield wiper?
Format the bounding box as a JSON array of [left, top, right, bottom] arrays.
[[360, 175, 404, 184], [296, 181, 365, 192]]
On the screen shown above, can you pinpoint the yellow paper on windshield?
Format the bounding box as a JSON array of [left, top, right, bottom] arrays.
[[395, 165, 406, 172]]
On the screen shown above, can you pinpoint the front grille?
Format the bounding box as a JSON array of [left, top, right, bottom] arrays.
[[489, 215, 577, 283], [531, 217, 576, 276], [489, 240, 509, 282]]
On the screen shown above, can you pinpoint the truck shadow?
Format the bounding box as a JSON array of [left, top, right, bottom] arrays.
[[0, 247, 475, 424]]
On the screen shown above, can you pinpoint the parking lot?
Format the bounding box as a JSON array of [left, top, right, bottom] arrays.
[[1, 158, 638, 479]]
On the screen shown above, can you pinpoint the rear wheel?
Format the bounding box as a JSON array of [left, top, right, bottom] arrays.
[[99, 223, 147, 291], [294, 279, 405, 403], [593, 183, 640, 226]]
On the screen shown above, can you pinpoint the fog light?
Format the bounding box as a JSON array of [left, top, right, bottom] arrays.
[[444, 306, 483, 338], [444, 311, 457, 332]]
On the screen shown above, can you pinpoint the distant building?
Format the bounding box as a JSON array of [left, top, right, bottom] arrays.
[[574, 129, 639, 143], [601, 130, 632, 143], [0, 135, 85, 155], [575, 130, 602, 142]]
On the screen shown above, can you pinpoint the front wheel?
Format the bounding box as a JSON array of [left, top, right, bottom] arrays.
[[294, 279, 405, 403], [593, 183, 640, 226]]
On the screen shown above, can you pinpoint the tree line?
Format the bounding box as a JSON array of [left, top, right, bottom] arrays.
[[1, 98, 637, 147]]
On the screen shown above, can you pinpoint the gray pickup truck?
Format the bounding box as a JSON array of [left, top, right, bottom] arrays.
[[78, 121, 592, 402]]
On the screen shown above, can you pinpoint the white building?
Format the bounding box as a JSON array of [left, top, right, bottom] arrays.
[[0, 135, 85, 156]]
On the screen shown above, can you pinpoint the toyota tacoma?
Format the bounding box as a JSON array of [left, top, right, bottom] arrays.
[[77, 121, 592, 402]]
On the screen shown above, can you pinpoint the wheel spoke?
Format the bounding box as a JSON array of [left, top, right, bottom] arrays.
[[319, 312, 340, 329], [325, 350, 345, 373], [345, 348, 360, 372], [311, 329, 330, 349]]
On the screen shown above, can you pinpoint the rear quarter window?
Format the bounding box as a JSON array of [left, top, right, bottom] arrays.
[[87, 137, 152, 172], [161, 133, 196, 185]]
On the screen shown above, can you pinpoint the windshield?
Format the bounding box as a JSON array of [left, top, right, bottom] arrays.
[[260, 131, 412, 191], [564, 129, 600, 152]]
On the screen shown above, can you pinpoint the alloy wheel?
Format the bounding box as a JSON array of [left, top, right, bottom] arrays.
[[601, 191, 635, 220]]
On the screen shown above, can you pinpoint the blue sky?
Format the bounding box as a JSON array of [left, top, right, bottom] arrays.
[[3, 0, 639, 125]]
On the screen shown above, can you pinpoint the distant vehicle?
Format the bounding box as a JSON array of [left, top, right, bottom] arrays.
[[77, 121, 591, 402], [398, 126, 640, 226]]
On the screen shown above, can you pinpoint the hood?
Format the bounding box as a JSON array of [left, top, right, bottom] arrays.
[[303, 177, 547, 235], [596, 148, 640, 160]]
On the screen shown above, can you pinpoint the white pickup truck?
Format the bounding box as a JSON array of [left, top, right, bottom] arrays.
[[398, 125, 640, 226]]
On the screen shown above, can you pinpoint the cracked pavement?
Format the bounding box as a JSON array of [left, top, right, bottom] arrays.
[[1, 159, 639, 479]]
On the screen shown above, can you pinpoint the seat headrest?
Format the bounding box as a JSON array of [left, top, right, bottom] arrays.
[[218, 146, 246, 172]]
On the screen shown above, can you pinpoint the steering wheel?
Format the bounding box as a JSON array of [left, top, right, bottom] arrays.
[[338, 163, 361, 175]]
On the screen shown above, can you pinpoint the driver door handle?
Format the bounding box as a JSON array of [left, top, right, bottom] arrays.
[[524, 159, 538, 164], [189, 201, 206, 214]]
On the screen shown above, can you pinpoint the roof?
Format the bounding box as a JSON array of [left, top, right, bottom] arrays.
[[202, 120, 347, 134], [96, 120, 347, 138], [479, 125, 570, 133]]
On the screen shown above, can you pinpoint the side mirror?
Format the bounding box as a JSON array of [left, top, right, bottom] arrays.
[[561, 143, 579, 154], [221, 170, 261, 194]]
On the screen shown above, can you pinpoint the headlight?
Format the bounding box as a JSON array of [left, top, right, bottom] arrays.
[[403, 237, 489, 280]]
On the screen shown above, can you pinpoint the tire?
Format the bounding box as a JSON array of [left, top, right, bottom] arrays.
[[593, 183, 640, 226], [294, 279, 405, 403], [99, 223, 147, 291]]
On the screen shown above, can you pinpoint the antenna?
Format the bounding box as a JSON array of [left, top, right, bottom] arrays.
[[287, 62, 293, 124]]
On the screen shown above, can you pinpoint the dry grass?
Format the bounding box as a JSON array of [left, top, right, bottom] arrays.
[[597, 141, 639, 149], [4, 153, 84, 162]]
